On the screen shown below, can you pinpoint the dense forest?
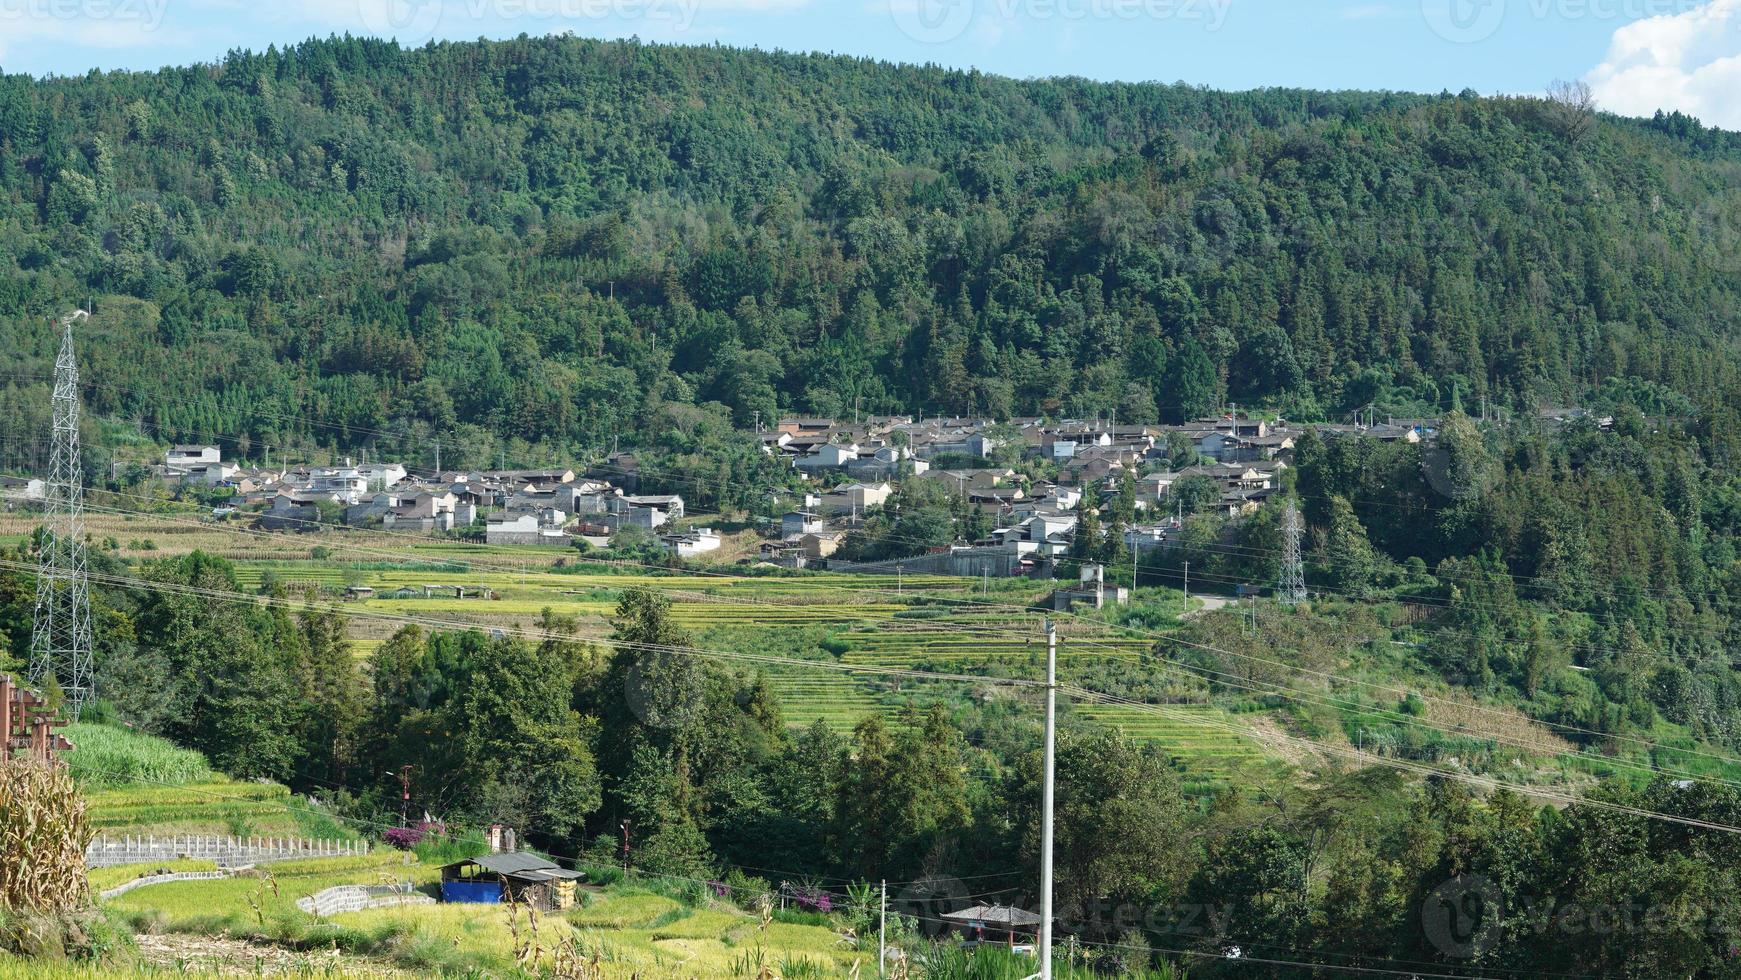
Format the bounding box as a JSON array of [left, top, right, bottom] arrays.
[[9, 555, 1741, 978], [2, 33, 1741, 486], [8, 33, 1741, 975]]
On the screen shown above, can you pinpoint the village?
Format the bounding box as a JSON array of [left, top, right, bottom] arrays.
[[50, 413, 1444, 597]]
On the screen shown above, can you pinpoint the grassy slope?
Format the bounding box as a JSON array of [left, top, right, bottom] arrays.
[[67, 723, 356, 840]]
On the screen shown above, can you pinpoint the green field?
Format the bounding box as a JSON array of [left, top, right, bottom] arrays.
[[69, 724, 356, 841], [78, 851, 871, 979], [74, 532, 1274, 786]]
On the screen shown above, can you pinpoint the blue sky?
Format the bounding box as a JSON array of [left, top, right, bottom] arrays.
[[2, 0, 1737, 127]]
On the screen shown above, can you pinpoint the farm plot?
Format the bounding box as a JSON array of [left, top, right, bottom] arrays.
[[162, 540, 1271, 784], [1071, 703, 1280, 786], [338, 886, 869, 979], [82, 780, 318, 837]]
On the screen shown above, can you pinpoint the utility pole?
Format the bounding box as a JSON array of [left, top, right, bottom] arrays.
[[1039, 619, 1057, 980], [1182, 561, 1190, 619], [879, 879, 887, 980], [433, 439, 441, 476], [263, 444, 272, 469], [395, 765, 413, 827], [30, 310, 94, 719]]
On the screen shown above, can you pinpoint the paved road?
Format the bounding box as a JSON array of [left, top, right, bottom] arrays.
[[1182, 595, 1233, 619]]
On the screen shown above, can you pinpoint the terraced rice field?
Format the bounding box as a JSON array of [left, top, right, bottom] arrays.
[[1072, 704, 1278, 782], [762, 674, 888, 730], [83, 780, 322, 837], [40, 506, 1267, 784]]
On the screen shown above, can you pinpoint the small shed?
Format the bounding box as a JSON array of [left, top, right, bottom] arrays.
[[940, 904, 1043, 948], [439, 853, 585, 910]]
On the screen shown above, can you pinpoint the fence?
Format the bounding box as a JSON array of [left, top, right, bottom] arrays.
[[98, 869, 233, 900], [296, 881, 433, 917], [85, 834, 369, 868]]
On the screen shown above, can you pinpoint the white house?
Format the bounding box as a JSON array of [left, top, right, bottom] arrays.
[[0, 476, 45, 502], [795, 443, 860, 473], [165, 445, 221, 470], [485, 508, 570, 546], [357, 462, 409, 490], [663, 528, 722, 558], [820, 482, 892, 516]]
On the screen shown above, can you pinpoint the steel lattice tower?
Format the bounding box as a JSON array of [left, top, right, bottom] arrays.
[[1278, 500, 1307, 605], [29, 310, 94, 718]]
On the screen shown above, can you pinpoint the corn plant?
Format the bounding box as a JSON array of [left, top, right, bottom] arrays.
[[0, 757, 92, 914]]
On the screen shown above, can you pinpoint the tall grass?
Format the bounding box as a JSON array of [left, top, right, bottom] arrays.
[[64, 724, 212, 789], [410, 829, 489, 866]]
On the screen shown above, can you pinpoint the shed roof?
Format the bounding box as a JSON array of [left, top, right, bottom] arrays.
[[940, 904, 1043, 927], [445, 852, 565, 876]]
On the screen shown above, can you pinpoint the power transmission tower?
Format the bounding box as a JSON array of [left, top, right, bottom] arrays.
[[30, 310, 95, 718], [1278, 500, 1307, 606]]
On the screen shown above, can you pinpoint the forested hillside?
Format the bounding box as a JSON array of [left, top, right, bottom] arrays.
[[3, 33, 1741, 477]]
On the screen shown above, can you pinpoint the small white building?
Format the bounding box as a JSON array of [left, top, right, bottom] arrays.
[[166, 445, 221, 470], [485, 508, 570, 547], [820, 481, 892, 516], [357, 462, 409, 490], [795, 443, 860, 473], [663, 528, 722, 559], [0, 476, 46, 502]]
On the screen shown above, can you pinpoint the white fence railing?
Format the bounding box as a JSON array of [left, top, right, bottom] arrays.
[[296, 881, 432, 917], [98, 869, 234, 900], [85, 834, 368, 868]]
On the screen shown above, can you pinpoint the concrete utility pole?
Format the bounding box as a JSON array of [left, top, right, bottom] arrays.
[[879, 879, 887, 980], [1182, 561, 1190, 618], [392, 765, 413, 827], [1039, 619, 1057, 980]]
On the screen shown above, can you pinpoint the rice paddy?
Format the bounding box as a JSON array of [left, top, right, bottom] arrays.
[[32, 510, 1271, 788]]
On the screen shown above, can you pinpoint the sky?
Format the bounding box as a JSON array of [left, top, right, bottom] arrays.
[[0, 0, 1736, 129]]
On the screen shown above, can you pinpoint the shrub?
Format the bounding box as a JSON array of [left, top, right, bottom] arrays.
[[383, 826, 425, 850]]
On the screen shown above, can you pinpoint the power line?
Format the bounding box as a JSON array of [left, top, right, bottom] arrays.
[[14, 545, 1737, 829], [63, 758, 1565, 980], [38, 492, 1741, 784]]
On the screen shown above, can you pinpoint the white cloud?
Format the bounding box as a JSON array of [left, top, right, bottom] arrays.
[[1585, 0, 1741, 130]]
